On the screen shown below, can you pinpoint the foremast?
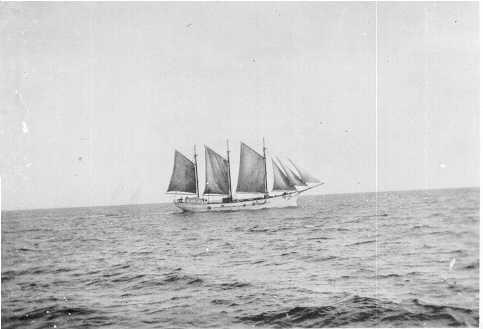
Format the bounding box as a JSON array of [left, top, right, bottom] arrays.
[[166, 149, 198, 195], [262, 138, 268, 197]]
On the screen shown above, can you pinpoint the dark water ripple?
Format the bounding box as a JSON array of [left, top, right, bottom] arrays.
[[238, 296, 479, 328], [1, 188, 479, 328]]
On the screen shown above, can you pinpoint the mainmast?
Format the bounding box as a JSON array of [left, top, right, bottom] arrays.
[[226, 139, 233, 200], [262, 138, 268, 197], [193, 145, 200, 197]]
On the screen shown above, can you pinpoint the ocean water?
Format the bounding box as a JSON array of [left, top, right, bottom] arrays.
[[2, 188, 479, 328]]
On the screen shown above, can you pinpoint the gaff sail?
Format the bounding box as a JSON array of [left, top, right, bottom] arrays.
[[272, 158, 296, 191], [288, 159, 320, 184], [278, 158, 306, 186], [204, 146, 230, 195], [167, 150, 197, 194], [236, 142, 266, 193]]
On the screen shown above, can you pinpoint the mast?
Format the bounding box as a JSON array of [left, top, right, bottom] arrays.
[[226, 139, 233, 200], [262, 138, 268, 196], [236, 142, 267, 194], [194, 145, 199, 197]]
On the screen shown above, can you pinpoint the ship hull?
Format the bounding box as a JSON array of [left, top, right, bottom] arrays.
[[174, 193, 299, 213]]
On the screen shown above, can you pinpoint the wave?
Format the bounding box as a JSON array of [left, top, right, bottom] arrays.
[[73, 214, 106, 220], [111, 274, 145, 283], [307, 236, 331, 241], [251, 260, 265, 264], [336, 227, 351, 232], [347, 240, 376, 247], [211, 299, 238, 306], [104, 213, 130, 218], [4, 228, 53, 234], [425, 230, 456, 236], [377, 273, 401, 279], [17, 248, 36, 252], [462, 261, 479, 270], [373, 271, 421, 279], [123, 271, 249, 291], [248, 226, 270, 233], [312, 256, 337, 262], [163, 272, 204, 285], [125, 273, 204, 291], [218, 281, 251, 290], [84, 269, 204, 289], [110, 263, 130, 270], [412, 224, 434, 229], [238, 295, 478, 327], [1, 266, 73, 278], [1, 305, 111, 329]]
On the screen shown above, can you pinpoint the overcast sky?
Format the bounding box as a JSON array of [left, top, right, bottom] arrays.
[[1, 2, 479, 210]]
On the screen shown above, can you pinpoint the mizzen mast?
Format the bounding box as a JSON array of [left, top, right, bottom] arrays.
[[193, 145, 200, 197], [262, 138, 268, 197], [226, 139, 233, 200]]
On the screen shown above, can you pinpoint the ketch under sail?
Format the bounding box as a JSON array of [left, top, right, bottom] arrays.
[[272, 158, 296, 191], [204, 146, 230, 195], [236, 142, 266, 194], [167, 150, 197, 194]]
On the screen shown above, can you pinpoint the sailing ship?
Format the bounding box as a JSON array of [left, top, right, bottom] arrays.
[[166, 140, 323, 212]]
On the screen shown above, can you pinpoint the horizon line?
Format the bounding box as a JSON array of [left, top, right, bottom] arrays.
[[1, 185, 479, 213]]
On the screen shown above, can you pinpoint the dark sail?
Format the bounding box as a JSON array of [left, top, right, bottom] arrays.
[[167, 150, 197, 194], [272, 158, 296, 191], [236, 142, 266, 193], [278, 158, 306, 186], [288, 159, 320, 183], [204, 146, 230, 195]]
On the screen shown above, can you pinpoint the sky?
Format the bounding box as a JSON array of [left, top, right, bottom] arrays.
[[0, 2, 479, 210]]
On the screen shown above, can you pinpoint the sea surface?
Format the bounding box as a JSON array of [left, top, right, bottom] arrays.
[[2, 188, 479, 328]]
